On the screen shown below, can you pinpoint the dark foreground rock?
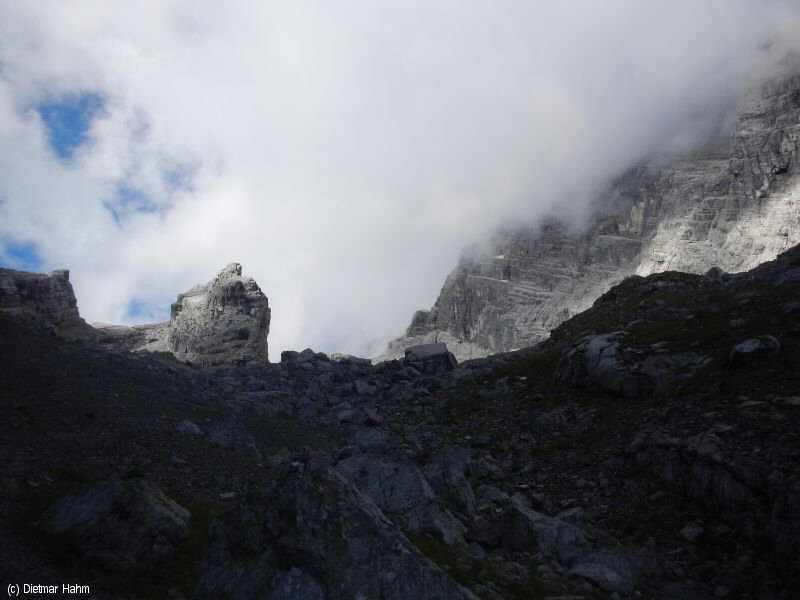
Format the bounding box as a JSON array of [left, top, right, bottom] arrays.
[[3, 242, 800, 598], [404, 342, 458, 374], [37, 478, 190, 574], [336, 453, 466, 545], [193, 459, 477, 600]]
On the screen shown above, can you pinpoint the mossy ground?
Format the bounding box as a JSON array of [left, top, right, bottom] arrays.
[[409, 534, 571, 599]]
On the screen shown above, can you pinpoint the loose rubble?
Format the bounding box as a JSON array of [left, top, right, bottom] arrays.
[[1, 243, 800, 598]]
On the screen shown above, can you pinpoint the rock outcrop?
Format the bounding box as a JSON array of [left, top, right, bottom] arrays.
[[165, 263, 270, 366], [1, 262, 270, 365], [336, 453, 467, 545], [193, 459, 477, 600], [0, 268, 90, 337], [92, 263, 271, 365], [404, 342, 458, 374], [382, 70, 800, 362], [37, 478, 190, 574]]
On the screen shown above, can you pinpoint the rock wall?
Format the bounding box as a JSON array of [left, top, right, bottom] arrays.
[[381, 71, 800, 362], [0, 268, 90, 336], [3, 262, 271, 366]]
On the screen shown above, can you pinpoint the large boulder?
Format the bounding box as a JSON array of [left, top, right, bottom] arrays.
[[422, 446, 478, 517], [503, 494, 589, 565], [205, 417, 262, 459], [403, 343, 458, 375], [555, 333, 653, 399], [729, 335, 781, 367], [336, 454, 466, 545], [167, 263, 270, 366], [571, 549, 637, 595], [0, 268, 91, 337], [193, 460, 477, 600], [37, 478, 190, 573]]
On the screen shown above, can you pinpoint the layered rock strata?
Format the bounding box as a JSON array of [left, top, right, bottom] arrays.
[[165, 262, 270, 366], [0, 268, 91, 337], [382, 70, 800, 362]]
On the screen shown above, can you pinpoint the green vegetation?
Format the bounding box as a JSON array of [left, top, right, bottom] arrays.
[[167, 493, 227, 596], [444, 347, 564, 425], [606, 501, 689, 544], [409, 534, 560, 599], [529, 428, 612, 459]]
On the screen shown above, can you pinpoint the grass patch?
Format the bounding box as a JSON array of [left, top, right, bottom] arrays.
[[529, 428, 612, 459], [167, 493, 226, 596], [445, 348, 564, 424], [500, 348, 561, 385], [445, 395, 487, 424], [605, 501, 689, 544], [409, 534, 559, 599]]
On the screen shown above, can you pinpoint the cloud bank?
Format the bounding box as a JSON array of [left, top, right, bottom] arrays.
[[1, 1, 798, 357]]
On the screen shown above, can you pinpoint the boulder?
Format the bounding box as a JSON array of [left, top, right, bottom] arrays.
[[422, 446, 478, 516], [404, 343, 458, 375], [571, 549, 637, 595], [280, 350, 300, 363], [167, 263, 270, 366], [37, 478, 190, 573], [556, 333, 653, 398], [503, 494, 589, 565], [205, 417, 262, 459], [336, 454, 466, 544], [729, 335, 781, 366], [193, 460, 477, 600], [329, 352, 373, 366], [176, 419, 203, 436]]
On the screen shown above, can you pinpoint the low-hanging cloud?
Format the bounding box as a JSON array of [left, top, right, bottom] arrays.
[[1, 1, 799, 358]]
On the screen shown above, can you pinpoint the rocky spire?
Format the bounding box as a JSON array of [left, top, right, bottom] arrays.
[[167, 263, 270, 366]]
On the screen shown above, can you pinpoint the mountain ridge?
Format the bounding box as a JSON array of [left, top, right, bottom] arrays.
[[379, 70, 800, 362]]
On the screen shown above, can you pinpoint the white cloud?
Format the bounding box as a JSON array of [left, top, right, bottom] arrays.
[[1, 0, 798, 358]]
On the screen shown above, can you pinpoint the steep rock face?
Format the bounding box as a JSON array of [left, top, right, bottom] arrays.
[[382, 71, 800, 362], [166, 263, 270, 366], [0, 268, 90, 336], [90, 263, 270, 365]]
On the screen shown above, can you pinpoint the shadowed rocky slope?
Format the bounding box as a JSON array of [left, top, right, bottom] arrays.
[[1, 244, 798, 599], [382, 70, 800, 362]]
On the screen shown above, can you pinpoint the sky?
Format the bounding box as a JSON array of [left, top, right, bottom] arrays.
[[1, 1, 799, 359]]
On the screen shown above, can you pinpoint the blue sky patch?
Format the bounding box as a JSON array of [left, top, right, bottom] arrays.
[[37, 92, 104, 159], [0, 241, 43, 271], [125, 298, 169, 323], [164, 165, 195, 192], [104, 183, 162, 225]]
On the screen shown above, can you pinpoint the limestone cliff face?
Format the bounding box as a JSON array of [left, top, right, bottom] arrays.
[[381, 72, 800, 362], [95, 264, 271, 364], [0, 268, 90, 336], [166, 263, 271, 366]]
